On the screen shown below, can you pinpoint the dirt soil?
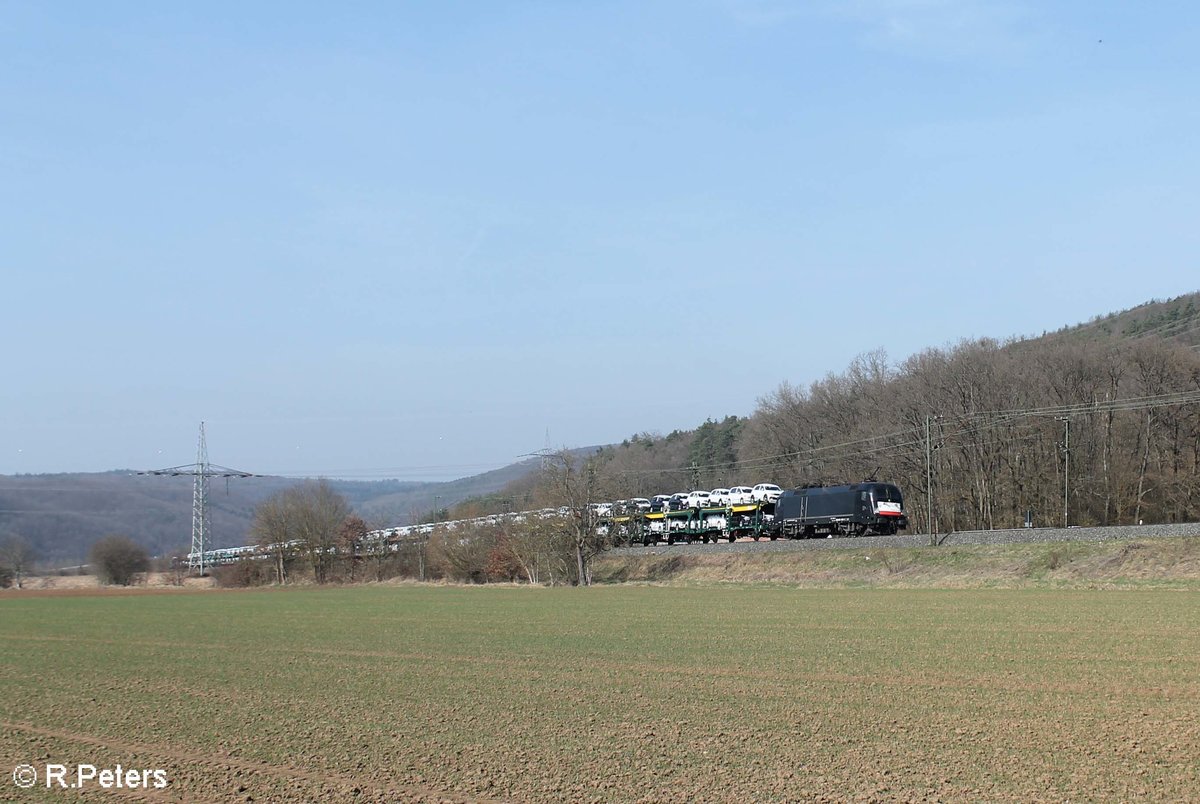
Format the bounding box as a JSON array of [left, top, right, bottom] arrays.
[[3, 573, 216, 596], [3, 586, 1199, 801]]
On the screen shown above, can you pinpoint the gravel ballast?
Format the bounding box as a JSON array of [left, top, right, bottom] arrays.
[[608, 521, 1200, 558]]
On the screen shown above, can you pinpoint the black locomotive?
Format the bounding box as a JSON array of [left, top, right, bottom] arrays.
[[773, 482, 907, 538]]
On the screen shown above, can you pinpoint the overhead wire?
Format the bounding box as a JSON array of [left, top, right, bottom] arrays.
[[603, 386, 1200, 480]]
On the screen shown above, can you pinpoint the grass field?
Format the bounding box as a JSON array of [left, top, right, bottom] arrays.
[[2, 585, 1198, 801], [594, 536, 1200, 588]]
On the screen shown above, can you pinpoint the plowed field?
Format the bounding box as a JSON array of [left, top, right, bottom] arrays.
[[2, 586, 1198, 801]]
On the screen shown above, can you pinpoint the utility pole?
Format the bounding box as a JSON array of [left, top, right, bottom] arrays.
[[138, 422, 257, 575], [1056, 416, 1071, 527], [193, 423, 210, 571], [580, 462, 597, 586], [925, 415, 940, 545]]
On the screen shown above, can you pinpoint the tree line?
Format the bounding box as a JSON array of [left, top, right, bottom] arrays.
[[222, 460, 610, 587], [1, 533, 156, 588], [25, 303, 1192, 590], [590, 334, 1200, 534], [325, 327, 1199, 586]]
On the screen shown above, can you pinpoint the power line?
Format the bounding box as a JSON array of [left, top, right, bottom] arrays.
[[601, 387, 1200, 479], [137, 422, 258, 575], [261, 461, 521, 477]]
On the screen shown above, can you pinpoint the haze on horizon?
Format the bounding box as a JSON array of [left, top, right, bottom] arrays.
[[3, 2, 1198, 482]]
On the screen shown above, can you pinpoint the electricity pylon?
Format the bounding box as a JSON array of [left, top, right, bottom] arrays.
[[139, 422, 257, 575]]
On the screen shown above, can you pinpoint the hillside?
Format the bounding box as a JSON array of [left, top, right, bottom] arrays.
[[0, 462, 545, 567], [4, 292, 1198, 567], [503, 291, 1200, 536], [1064, 292, 1200, 347]]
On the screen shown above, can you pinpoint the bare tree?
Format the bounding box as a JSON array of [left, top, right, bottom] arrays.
[[0, 535, 35, 589], [337, 515, 369, 582], [252, 493, 295, 583], [251, 480, 351, 583], [292, 480, 351, 583], [504, 516, 573, 585], [537, 449, 608, 586]]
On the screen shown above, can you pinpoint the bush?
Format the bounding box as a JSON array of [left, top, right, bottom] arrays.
[[427, 526, 494, 583], [89, 535, 150, 586], [212, 558, 271, 588]]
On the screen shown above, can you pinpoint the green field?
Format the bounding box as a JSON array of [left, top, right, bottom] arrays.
[[2, 585, 1198, 801]]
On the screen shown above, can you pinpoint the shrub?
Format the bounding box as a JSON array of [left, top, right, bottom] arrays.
[[89, 535, 150, 586], [212, 558, 272, 588]]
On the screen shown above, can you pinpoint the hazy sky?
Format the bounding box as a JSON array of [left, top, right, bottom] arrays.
[[3, 1, 1197, 480]]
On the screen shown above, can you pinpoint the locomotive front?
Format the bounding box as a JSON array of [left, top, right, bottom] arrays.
[[867, 483, 908, 533]]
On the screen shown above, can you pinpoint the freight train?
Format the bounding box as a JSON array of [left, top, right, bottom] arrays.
[[189, 483, 908, 566], [605, 481, 908, 545]]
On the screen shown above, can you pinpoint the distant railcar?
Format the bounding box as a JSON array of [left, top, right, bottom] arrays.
[[773, 482, 908, 538]]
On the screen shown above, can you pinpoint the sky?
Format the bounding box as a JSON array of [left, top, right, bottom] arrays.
[[3, 1, 1198, 481]]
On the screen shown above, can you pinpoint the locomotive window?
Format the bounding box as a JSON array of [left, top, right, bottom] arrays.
[[874, 486, 901, 502]]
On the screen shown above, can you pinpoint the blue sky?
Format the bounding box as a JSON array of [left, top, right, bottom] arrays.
[[3, 1, 1197, 480]]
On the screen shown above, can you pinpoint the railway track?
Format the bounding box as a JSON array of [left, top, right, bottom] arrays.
[[606, 521, 1200, 557]]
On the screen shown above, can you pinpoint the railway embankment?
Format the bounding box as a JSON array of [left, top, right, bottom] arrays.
[[595, 523, 1200, 587]]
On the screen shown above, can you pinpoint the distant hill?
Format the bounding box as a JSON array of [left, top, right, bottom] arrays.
[[0, 458, 552, 568], [352, 456, 548, 523]]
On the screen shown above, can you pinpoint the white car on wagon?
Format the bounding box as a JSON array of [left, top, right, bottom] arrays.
[[751, 483, 782, 503], [727, 486, 755, 505]]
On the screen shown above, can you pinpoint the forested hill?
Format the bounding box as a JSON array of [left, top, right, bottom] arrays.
[[0, 457, 549, 567], [1061, 292, 1200, 348], [528, 292, 1200, 535], [4, 293, 1198, 567]]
